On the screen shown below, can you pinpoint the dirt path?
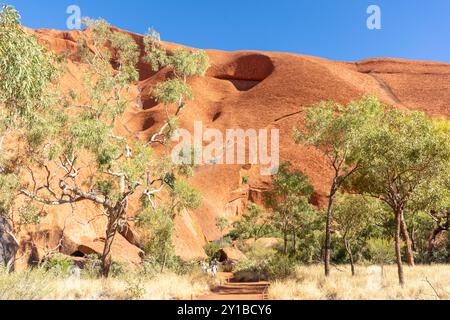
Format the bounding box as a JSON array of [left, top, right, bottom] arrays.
[[196, 273, 270, 300]]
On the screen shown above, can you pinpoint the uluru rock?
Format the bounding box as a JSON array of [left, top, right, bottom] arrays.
[[11, 27, 449, 265]]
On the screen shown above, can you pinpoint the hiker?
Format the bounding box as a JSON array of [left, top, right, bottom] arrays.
[[210, 258, 218, 278], [201, 259, 209, 274]]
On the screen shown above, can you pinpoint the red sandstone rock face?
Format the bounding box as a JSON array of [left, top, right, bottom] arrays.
[[13, 27, 449, 265]]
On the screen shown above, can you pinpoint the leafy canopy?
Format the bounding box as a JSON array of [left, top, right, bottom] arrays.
[[0, 5, 57, 126]]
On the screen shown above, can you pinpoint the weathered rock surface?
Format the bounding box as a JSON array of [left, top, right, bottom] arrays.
[[9, 27, 449, 266], [0, 216, 18, 270]]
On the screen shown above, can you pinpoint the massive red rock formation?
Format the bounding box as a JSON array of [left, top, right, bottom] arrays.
[[10, 27, 449, 267]]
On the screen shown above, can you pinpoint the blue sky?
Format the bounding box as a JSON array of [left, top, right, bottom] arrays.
[[5, 0, 450, 62]]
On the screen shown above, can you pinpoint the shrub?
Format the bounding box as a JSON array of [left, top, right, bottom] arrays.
[[124, 278, 146, 300], [234, 247, 294, 281], [41, 254, 74, 275], [366, 238, 396, 266], [83, 254, 125, 278], [204, 242, 221, 260], [142, 255, 196, 276]]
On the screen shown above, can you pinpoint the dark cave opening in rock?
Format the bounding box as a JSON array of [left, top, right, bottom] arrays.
[[70, 250, 86, 258]]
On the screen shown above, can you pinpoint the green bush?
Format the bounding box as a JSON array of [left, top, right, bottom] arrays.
[[142, 255, 195, 276], [82, 254, 125, 278], [234, 247, 294, 281], [204, 242, 221, 260], [366, 238, 396, 266], [41, 253, 74, 275]]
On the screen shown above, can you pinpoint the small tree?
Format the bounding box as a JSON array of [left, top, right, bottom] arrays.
[[216, 215, 230, 248], [0, 5, 57, 269], [264, 162, 314, 256], [350, 109, 450, 285], [232, 203, 272, 241], [366, 238, 396, 276], [334, 194, 385, 276], [409, 168, 450, 263], [294, 96, 384, 276], [143, 30, 209, 145], [9, 16, 208, 277], [137, 180, 201, 272]]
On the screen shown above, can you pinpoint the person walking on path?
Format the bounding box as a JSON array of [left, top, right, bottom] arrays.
[[210, 258, 218, 278]]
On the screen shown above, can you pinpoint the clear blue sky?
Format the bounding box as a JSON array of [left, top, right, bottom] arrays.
[[5, 0, 450, 62]]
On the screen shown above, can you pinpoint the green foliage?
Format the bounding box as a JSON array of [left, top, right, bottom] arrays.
[[124, 278, 145, 300], [41, 254, 74, 275], [235, 247, 295, 281], [215, 215, 230, 247], [334, 194, 387, 242], [119, 142, 154, 186], [170, 48, 210, 78], [264, 162, 315, 255], [366, 238, 396, 265], [170, 179, 203, 213], [83, 254, 102, 277], [0, 5, 57, 122], [82, 253, 125, 278], [18, 204, 41, 225], [295, 96, 384, 173], [25, 111, 68, 150], [204, 242, 221, 260], [409, 169, 449, 215], [0, 174, 19, 214], [155, 79, 193, 105], [216, 215, 229, 233], [70, 118, 112, 152], [137, 204, 175, 268], [231, 203, 273, 240], [143, 28, 170, 72], [143, 30, 210, 77], [350, 108, 450, 207]]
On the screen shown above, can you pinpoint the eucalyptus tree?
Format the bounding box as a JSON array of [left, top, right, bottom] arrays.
[[232, 203, 272, 241], [349, 109, 450, 285], [143, 29, 209, 146], [264, 162, 314, 256], [2, 15, 208, 277], [0, 5, 57, 269], [215, 215, 230, 248], [294, 96, 384, 276], [408, 157, 450, 262], [137, 179, 202, 272], [334, 194, 386, 276]]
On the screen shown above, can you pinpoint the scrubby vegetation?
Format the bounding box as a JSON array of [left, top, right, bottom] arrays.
[[0, 266, 210, 300], [0, 5, 449, 300], [0, 5, 207, 277], [269, 265, 450, 300], [229, 96, 449, 288]]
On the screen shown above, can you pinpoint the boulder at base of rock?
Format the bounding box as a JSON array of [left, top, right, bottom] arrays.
[[219, 247, 246, 262]]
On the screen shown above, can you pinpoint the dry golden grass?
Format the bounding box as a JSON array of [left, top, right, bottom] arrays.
[[0, 269, 210, 300], [269, 264, 450, 300]]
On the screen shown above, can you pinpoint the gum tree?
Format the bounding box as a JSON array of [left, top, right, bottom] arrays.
[[215, 215, 230, 248], [294, 96, 384, 276], [144, 29, 209, 146], [9, 16, 208, 277], [0, 5, 57, 269], [349, 109, 450, 285], [334, 194, 385, 276], [264, 162, 314, 256], [232, 203, 272, 241]]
